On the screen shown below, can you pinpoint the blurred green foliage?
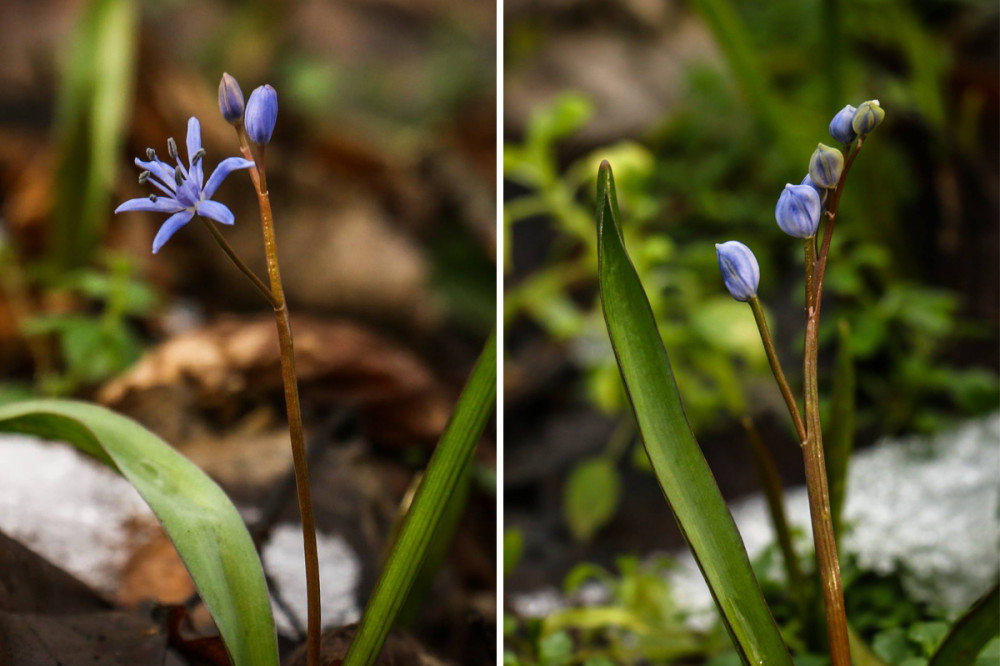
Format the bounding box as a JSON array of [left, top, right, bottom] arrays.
[[503, 555, 729, 665], [502, 535, 1000, 665], [506, 0, 998, 450], [51, 0, 136, 269], [10, 253, 157, 396]]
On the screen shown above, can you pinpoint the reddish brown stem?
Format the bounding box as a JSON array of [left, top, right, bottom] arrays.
[[800, 139, 865, 666], [238, 131, 321, 666]]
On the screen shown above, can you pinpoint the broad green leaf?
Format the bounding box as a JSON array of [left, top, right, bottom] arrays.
[[0, 399, 278, 666], [563, 457, 621, 542], [928, 584, 999, 666], [596, 161, 792, 666], [826, 319, 856, 543], [344, 330, 496, 666]]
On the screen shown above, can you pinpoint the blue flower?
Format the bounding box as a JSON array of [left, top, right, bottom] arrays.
[[716, 240, 760, 302], [245, 85, 278, 145], [775, 183, 821, 238], [829, 104, 857, 145], [115, 117, 254, 253]]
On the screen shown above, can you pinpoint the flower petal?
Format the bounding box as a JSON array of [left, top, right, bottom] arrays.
[[115, 196, 184, 214], [196, 200, 235, 225], [203, 157, 255, 199], [135, 158, 177, 192], [186, 117, 204, 187], [152, 210, 194, 254]]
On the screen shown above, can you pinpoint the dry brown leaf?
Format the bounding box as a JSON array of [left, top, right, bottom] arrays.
[[99, 315, 453, 449]]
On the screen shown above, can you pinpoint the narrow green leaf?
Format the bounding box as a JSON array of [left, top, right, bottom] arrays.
[[826, 318, 855, 543], [344, 330, 497, 666], [52, 0, 137, 268], [596, 161, 792, 666], [928, 585, 1000, 666], [0, 399, 278, 666]]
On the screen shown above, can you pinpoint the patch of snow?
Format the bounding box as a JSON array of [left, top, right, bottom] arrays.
[[0, 434, 154, 595], [262, 523, 361, 636], [0, 434, 362, 637], [668, 413, 1000, 626]]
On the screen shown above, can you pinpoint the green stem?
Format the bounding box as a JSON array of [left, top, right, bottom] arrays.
[[198, 216, 278, 308], [748, 296, 806, 442], [740, 415, 806, 616], [238, 132, 321, 666]]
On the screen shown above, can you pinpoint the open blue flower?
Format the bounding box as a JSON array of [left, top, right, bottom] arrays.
[[115, 117, 254, 253]]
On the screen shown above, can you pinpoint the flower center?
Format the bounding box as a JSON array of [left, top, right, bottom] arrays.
[[176, 179, 201, 208]]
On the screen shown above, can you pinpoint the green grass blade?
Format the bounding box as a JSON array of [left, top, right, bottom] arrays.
[[0, 399, 278, 666], [52, 0, 137, 268], [344, 330, 497, 666], [826, 319, 855, 544], [927, 584, 999, 666], [596, 161, 792, 666]]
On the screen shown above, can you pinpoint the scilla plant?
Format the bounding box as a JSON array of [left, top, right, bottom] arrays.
[[0, 73, 495, 666], [598, 100, 996, 665]]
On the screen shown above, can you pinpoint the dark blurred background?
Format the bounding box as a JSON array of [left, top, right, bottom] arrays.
[[503, 0, 998, 592]]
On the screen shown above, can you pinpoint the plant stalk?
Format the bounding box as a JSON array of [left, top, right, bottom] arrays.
[[801, 136, 860, 664], [740, 415, 806, 615], [198, 216, 278, 308], [748, 296, 806, 442], [238, 135, 321, 666]]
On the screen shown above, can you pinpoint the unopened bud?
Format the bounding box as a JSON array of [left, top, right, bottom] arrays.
[[809, 143, 844, 188], [800, 173, 827, 206], [218, 73, 245, 125], [716, 241, 760, 302], [775, 183, 821, 238], [829, 105, 857, 145], [244, 85, 278, 145], [852, 99, 885, 135]]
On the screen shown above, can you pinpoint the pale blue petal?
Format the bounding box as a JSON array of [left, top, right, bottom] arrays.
[[135, 158, 176, 192], [152, 210, 194, 254], [186, 117, 204, 187], [115, 197, 184, 214], [196, 199, 235, 225], [203, 157, 255, 199]]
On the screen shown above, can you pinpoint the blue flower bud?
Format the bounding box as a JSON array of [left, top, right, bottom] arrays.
[[245, 85, 278, 145], [800, 173, 828, 206], [829, 104, 857, 145], [218, 73, 245, 125], [808, 143, 844, 189], [775, 183, 821, 238], [852, 99, 885, 135], [716, 241, 760, 302]]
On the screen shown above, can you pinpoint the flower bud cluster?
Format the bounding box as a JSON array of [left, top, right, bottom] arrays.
[[716, 99, 884, 301], [217, 74, 279, 145]]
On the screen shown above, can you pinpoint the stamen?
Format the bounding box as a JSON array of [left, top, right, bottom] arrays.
[[167, 137, 178, 160], [146, 148, 156, 160], [192, 148, 206, 164], [138, 170, 150, 184], [149, 194, 158, 202], [174, 166, 184, 186]]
